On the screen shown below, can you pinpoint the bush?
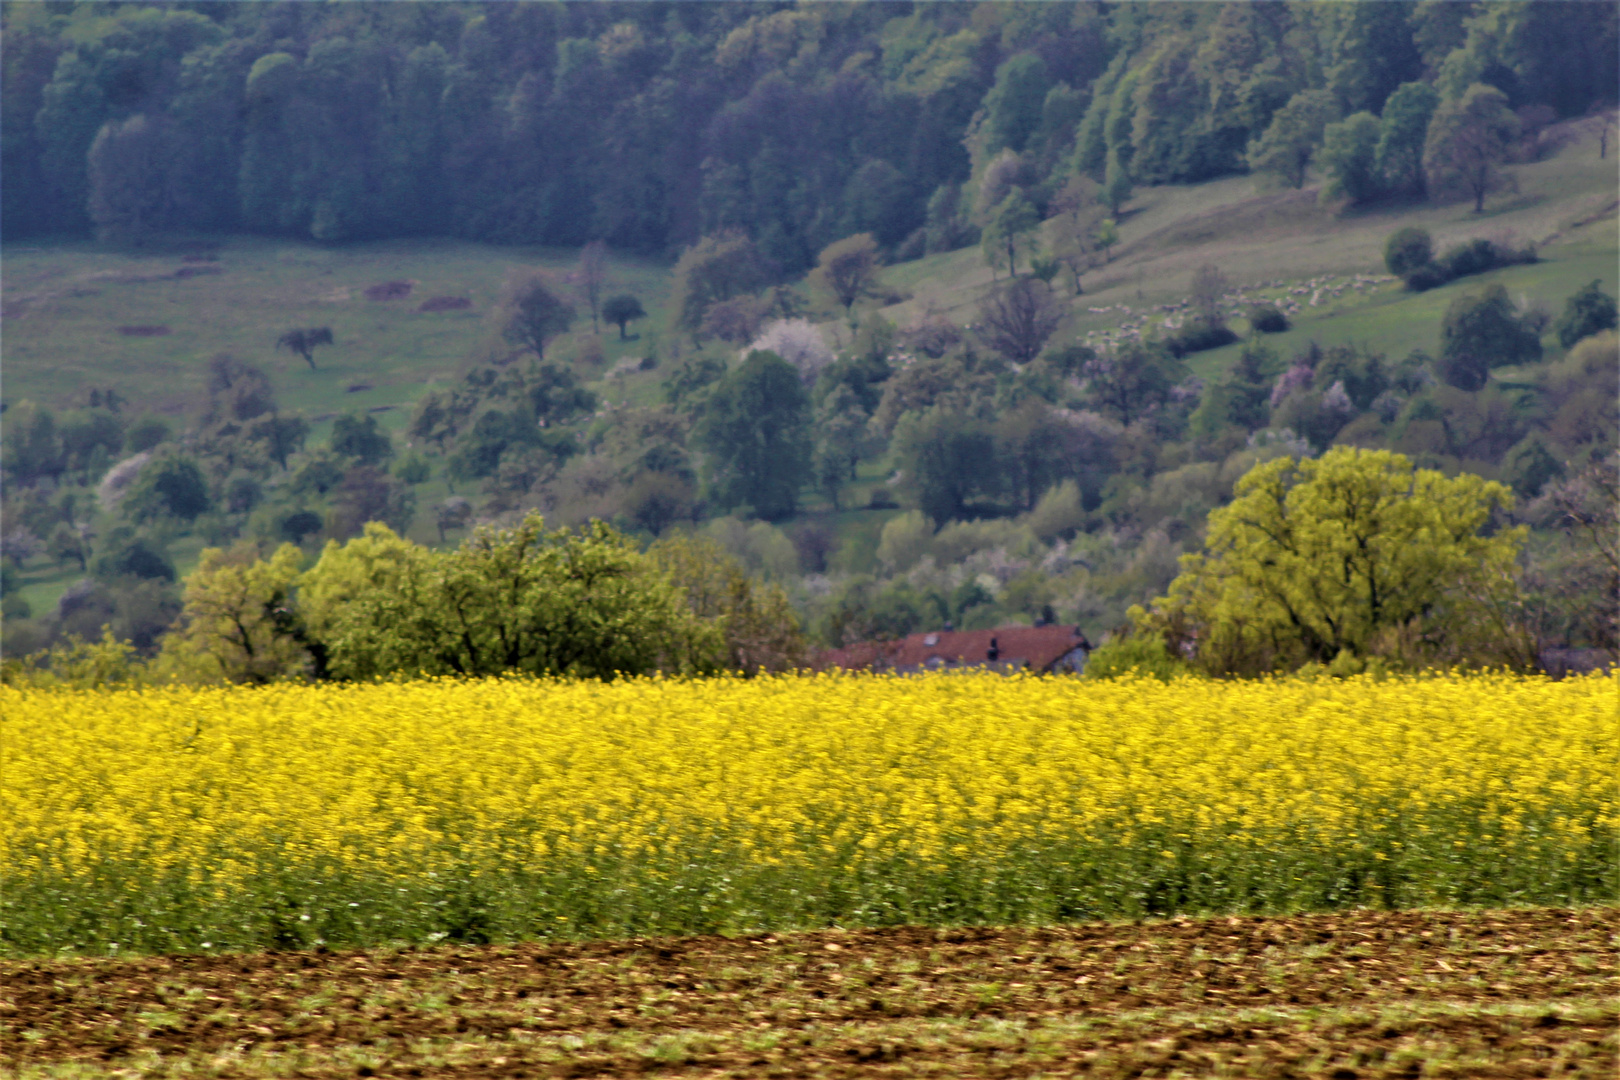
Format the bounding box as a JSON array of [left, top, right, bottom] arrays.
[[1554, 280, 1618, 349], [1439, 238, 1499, 279], [1248, 304, 1290, 334], [1165, 321, 1239, 357], [1402, 261, 1452, 292], [1083, 633, 1188, 680], [1384, 227, 1433, 278]]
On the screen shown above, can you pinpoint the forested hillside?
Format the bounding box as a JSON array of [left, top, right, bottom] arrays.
[[2, 1, 1617, 678], [5, 2, 1615, 262]]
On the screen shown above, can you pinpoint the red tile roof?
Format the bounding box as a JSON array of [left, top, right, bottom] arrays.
[[816, 624, 1093, 675]]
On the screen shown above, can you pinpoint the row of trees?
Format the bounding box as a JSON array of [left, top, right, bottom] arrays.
[[4, 517, 806, 686], [6, 3, 1613, 259]]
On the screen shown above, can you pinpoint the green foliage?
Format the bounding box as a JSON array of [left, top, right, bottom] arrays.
[[159, 543, 313, 684], [1318, 112, 1383, 205], [124, 454, 212, 523], [1439, 284, 1543, 391], [300, 517, 713, 681], [812, 234, 883, 312], [1554, 280, 1618, 349], [1375, 81, 1440, 198], [1137, 448, 1532, 674], [671, 232, 774, 332], [1423, 83, 1518, 213], [602, 293, 646, 340], [501, 272, 575, 360], [980, 192, 1040, 277], [693, 351, 811, 521], [1384, 227, 1434, 278], [0, 628, 147, 689], [981, 54, 1053, 156], [1082, 633, 1187, 681], [891, 407, 998, 523], [1245, 89, 1338, 189], [328, 413, 393, 468], [646, 532, 806, 675]]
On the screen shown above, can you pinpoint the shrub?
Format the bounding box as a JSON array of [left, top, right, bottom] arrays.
[[1248, 304, 1290, 334], [1083, 633, 1187, 680], [1166, 321, 1239, 357], [1384, 227, 1433, 278]]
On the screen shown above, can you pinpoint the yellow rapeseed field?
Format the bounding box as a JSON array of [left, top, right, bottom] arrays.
[[2, 672, 1614, 953]]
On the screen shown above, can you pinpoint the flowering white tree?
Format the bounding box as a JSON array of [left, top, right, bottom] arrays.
[[744, 319, 835, 384]]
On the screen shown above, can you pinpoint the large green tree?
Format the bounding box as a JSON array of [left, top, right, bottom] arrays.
[[1137, 447, 1532, 674], [694, 350, 812, 521], [1245, 89, 1339, 189]]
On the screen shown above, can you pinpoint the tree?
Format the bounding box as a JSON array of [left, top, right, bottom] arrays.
[[980, 192, 1040, 278], [670, 231, 774, 332], [1048, 176, 1106, 292], [125, 454, 211, 523], [576, 239, 609, 334], [328, 412, 393, 467], [746, 319, 835, 385], [299, 517, 712, 680], [978, 277, 1064, 365], [1093, 218, 1119, 263], [1439, 284, 1542, 390], [1375, 81, 1440, 198], [1245, 89, 1339, 189], [87, 114, 171, 245], [275, 327, 333, 370], [1136, 448, 1531, 674], [501, 271, 575, 360], [812, 233, 883, 313], [1554, 280, 1618, 349], [694, 351, 812, 521], [1423, 83, 1519, 214], [980, 54, 1053, 155], [1102, 148, 1132, 214], [1083, 343, 1184, 427], [1188, 265, 1232, 330], [647, 533, 807, 675], [890, 406, 999, 523], [813, 382, 874, 509], [700, 295, 771, 344], [1318, 112, 1383, 205], [159, 543, 315, 684], [602, 293, 645, 340]]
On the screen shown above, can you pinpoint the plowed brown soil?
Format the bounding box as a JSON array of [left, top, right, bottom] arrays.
[[3, 908, 1615, 1078]]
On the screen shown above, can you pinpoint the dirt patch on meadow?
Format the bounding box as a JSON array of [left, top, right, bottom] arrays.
[[3, 908, 1614, 1078], [418, 295, 473, 312], [365, 280, 416, 301]]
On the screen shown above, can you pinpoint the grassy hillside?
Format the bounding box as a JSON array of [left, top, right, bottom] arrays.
[[2, 122, 1614, 636], [0, 238, 676, 431]]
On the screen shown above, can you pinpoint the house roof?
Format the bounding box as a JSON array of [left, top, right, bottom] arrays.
[[816, 624, 1093, 675]]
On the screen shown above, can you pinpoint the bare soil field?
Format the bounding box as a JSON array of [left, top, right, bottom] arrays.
[[4, 907, 1614, 1079]]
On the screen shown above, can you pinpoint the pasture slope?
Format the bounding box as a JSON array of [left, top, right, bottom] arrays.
[[4, 907, 1615, 1079]]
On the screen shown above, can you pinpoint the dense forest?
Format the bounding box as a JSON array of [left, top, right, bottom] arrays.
[[5, 1, 1616, 263], [2, 1, 1617, 679]]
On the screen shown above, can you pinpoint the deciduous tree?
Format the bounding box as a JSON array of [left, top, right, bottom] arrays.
[[1423, 83, 1519, 214], [275, 327, 333, 370], [500, 271, 575, 360], [978, 277, 1064, 364], [602, 293, 645, 340], [812, 233, 883, 313], [1137, 447, 1532, 674], [1245, 89, 1339, 189]]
